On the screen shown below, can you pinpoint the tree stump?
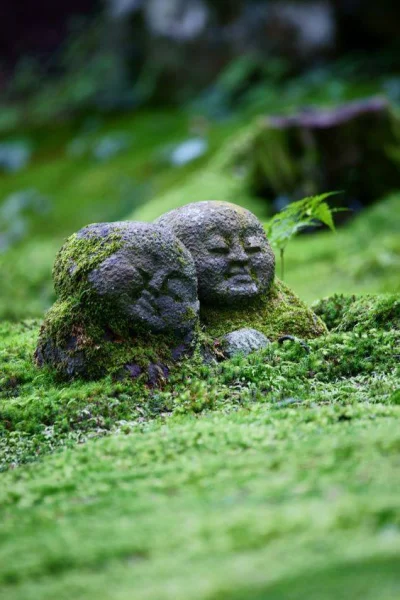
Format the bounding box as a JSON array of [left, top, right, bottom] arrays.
[[247, 97, 400, 214]]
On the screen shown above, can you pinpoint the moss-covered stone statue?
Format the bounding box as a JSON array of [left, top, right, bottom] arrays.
[[36, 202, 326, 380], [156, 201, 327, 342], [35, 222, 200, 381]]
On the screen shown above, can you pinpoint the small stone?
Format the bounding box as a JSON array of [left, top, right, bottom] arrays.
[[125, 364, 142, 379], [147, 363, 170, 387], [221, 328, 270, 358]]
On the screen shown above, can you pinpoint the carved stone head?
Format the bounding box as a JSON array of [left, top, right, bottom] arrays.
[[156, 201, 275, 306], [54, 221, 199, 336]]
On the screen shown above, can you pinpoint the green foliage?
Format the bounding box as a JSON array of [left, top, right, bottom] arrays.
[[312, 294, 358, 330], [265, 192, 338, 279]]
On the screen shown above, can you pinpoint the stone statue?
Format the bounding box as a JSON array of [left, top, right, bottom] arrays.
[[156, 201, 275, 306], [36, 202, 327, 379], [35, 221, 199, 380], [156, 201, 327, 344]]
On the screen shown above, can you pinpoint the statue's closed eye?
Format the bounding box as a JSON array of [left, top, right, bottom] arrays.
[[244, 244, 262, 254], [205, 235, 229, 254], [243, 236, 264, 254], [209, 245, 229, 255]]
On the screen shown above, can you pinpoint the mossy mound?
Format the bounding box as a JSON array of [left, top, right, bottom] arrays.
[[313, 293, 400, 332], [200, 278, 327, 341], [338, 294, 400, 332], [35, 299, 190, 381]]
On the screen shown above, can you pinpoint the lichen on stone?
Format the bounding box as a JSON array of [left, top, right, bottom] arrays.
[[156, 200, 275, 307]]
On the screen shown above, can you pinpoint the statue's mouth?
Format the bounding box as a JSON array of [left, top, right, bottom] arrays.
[[227, 273, 253, 284]]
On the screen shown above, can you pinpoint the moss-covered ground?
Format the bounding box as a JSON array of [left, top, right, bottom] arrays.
[[1, 92, 400, 598], [1, 292, 399, 598]]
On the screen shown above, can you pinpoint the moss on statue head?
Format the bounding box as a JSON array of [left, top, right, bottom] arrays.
[[53, 227, 125, 301]]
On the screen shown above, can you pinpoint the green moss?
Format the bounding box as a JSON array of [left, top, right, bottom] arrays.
[[1, 294, 399, 472], [200, 278, 327, 341], [36, 298, 195, 381], [312, 294, 359, 330], [1, 397, 400, 599], [52, 229, 124, 300], [313, 293, 400, 333], [338, 294, 400, 333]]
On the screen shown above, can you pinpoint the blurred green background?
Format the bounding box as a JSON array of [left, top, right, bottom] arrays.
[[1, 0, 400, 320]]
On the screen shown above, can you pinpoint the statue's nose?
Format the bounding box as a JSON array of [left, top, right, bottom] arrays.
[[229, 242, 248, 264]]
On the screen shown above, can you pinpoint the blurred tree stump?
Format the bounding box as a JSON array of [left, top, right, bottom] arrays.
[[245, 97, 400, 215]]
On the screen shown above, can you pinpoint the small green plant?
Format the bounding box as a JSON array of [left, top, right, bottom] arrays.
[[265, 192, 338, 280]]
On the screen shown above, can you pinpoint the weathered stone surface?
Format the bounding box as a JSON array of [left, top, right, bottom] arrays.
[[54, 221, 199, 336], [36, 221, 200, 379], [221, 327, 270, 358], [156, 201, 275, 306]]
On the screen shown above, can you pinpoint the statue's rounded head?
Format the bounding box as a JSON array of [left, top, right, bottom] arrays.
[[53, 221, 199, 336], [156, 201, 275, 306]]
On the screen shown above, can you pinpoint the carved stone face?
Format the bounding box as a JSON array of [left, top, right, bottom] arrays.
[[83, 223, 199, 336], [156, 202, 275, 306]]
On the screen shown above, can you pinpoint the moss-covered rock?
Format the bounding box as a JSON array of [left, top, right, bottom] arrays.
[[338, 294, 400, 332], [201, 278, 327, 340], [36, 222, 200, 381], [242, 98, 400, 210]]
